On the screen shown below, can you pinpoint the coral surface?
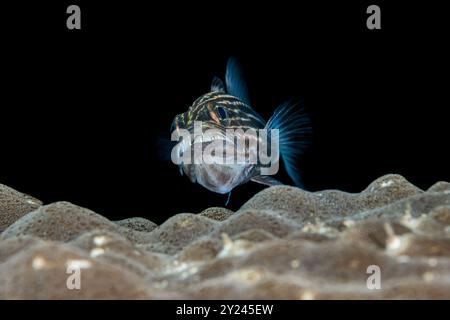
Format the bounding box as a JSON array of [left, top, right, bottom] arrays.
[[1, 175, 449, 299]]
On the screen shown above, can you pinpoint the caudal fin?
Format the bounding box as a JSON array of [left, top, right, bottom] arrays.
[[265, 101, 312, 187]]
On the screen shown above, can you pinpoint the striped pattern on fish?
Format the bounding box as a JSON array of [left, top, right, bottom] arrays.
[[171, 57, 312, 199]]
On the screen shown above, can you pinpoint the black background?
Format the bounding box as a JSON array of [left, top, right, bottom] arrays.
[[1, 1, 449, 223]]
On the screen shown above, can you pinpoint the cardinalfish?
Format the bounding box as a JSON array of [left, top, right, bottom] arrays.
[[171, 58, 312, 203]]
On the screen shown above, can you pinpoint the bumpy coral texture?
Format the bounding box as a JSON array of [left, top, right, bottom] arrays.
[[1, 175, 449, 299]]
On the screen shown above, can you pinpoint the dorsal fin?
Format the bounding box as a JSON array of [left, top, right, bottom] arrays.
[[225, 57, 251, 105], [211, 76, 225, 92]]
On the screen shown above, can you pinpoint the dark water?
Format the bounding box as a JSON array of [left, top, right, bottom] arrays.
[[1, 2, 449, 223]]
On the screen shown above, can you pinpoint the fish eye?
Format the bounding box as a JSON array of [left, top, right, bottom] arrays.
[[217, 106, 227, 119]]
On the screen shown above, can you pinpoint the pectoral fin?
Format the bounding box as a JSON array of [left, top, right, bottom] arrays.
[[251, 175, 284, 187], [225, 192, 232, 206]]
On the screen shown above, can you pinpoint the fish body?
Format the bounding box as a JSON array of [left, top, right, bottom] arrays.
[[171, 58, 311, 194]]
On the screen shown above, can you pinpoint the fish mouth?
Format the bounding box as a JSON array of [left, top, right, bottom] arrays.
[[178, 133, 230, 170], [192, 132, 230, 145], [173, 122, 241, 183], [180, 123, 233, 147], [177, 131, 232, 185]]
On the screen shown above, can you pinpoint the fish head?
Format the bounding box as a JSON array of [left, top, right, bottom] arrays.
[[170, 92, 264, 193]]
